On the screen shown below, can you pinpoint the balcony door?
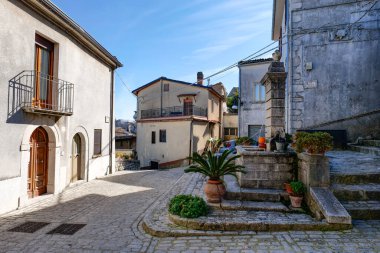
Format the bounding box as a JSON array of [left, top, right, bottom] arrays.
[[183, 98, 193, 116], [34, 34, 54, 109]]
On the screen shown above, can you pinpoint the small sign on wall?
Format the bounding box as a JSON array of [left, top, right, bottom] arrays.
[[305, 80, 317, 89], [105, 116, 110, 123]]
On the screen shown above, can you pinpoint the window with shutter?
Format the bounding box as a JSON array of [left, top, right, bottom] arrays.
[[94, 129, 102, 155], [151, 131, 156, 144], [159, 130, 166, 143]]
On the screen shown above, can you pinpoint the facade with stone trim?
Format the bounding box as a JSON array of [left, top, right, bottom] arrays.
[[272, 0, 380, 141]]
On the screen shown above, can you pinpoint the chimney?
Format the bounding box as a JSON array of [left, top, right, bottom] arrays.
[[197, 72, 204, 85]]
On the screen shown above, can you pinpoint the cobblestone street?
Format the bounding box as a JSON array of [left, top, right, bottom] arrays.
[[0, 168, 379, 253]]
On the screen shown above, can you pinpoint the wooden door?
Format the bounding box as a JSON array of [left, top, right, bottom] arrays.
[[71, 134, 81, 182], [34, 34, 54, 109], [183, 98, 193, 116], [28, 127, 48, 198]]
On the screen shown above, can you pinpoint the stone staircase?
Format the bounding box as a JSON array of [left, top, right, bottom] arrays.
[[348, 139, 380, 156], [328, 150, 380, 220]]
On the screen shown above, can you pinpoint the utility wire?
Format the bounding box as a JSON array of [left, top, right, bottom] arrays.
[[136, 43, 279, 104], [115, 70, 133, 92]]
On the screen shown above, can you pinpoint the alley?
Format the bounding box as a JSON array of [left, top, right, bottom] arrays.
[[0, 168, 379, 253]]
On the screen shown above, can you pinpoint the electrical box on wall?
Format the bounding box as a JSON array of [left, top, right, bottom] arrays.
[[306, 62, 313, 71]]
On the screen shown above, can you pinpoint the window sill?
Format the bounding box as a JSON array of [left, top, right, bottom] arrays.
[[92, 154, 102, 159]]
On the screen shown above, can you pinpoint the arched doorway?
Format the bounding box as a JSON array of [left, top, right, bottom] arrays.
[[71, 133, 82, 182], [28, 127, 48, 198]]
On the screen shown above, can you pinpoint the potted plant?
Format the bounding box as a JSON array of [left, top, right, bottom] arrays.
[[275, 129, 287, 152], [289, 181, 306, 208], [185, 150, 246, 203], [292, 132, 333, 155]]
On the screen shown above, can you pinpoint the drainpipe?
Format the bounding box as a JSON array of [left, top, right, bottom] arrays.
[[238, 66, 241, 137], [288, 6, 294, 133], [189, 120, 193, 165], [109, 68, 114, 175]]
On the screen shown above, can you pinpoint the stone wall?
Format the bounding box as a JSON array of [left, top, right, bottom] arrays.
[[236, 146, 296, 189], [116, 160, 140, 171], [284, 0, 380, 141]]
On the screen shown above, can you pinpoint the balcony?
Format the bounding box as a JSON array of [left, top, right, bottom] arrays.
[[140, 106, 207, 119], [9, 70, 74, 116]]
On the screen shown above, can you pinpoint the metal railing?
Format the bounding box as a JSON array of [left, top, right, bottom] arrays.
[[140, 105, 207, 119], [9, 70, 74, 116]]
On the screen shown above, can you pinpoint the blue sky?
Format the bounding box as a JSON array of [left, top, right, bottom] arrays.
[[51, 0, 274, 120]]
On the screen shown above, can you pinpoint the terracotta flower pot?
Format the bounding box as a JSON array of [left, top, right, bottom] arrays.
[[289, 195, 303, 208], [284, 183, 293, 194], [204, 179, 226, 203]]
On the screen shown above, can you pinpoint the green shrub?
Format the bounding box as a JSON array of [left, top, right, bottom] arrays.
[[292, 132, 333, 154], [290, 181, 306, 196], [168, 195, 208, 218]]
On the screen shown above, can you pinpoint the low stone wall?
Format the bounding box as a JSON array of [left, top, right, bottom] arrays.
[[115, 159, 140, 171], [236, 146, 296, 189], [297, 153, 330, 188]]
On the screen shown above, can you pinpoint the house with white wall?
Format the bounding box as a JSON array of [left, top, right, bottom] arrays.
[[238, 59, 272, 140], [132, 73, 225, 169], [0, 0, 122, 214]]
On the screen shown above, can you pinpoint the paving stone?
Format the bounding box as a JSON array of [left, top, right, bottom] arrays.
[[1, 167, 380, 252]]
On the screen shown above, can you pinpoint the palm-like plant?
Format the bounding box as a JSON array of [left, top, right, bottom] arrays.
[[185, 150, 246, 181]]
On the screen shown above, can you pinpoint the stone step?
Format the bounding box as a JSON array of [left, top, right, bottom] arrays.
[[362, 140, 380, 147], [309, 187, 351, 224], [209, 200, 291, 212], [167, 210, 352, 232], [331, 184, 380, 201], [331, 173, 380, 184], [341, 201, 380, 220], [349, 144, 380, 156], [225, 177, 285, 202]]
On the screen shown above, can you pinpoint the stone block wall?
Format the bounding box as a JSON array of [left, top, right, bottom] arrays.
[[236, 146, 296, 189], [285, 0, 380, 141], [297, 153, 330, 188]]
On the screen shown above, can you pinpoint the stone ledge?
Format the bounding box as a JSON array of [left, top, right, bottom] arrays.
[[168, 212, 351, 232], [209, 200, 290, 212], [310, 187, 351, 224]]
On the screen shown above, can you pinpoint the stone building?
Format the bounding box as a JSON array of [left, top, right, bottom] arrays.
[[238, 59, 272, 139], [132, 73, 226, 168], [0, 0, 122, 214], [272, 0, 380, 141]]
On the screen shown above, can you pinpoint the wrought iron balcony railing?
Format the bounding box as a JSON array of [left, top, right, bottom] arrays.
[[140, 106, 207, 119], [9, 70, 74, 116]]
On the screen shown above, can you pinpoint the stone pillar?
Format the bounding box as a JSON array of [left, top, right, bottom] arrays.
[[260, 60, 287, 141]]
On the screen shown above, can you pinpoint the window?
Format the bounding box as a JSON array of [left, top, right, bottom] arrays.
[[248, 125, 262, 139], [163, 83, 169, 91], [224, 128, 237, 136], [151, 131, 156, 144], [159, 130, 166, 142], [94, 129, 102, 155], [34, 34, 54, 108], [254, 83, 265, 102]]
